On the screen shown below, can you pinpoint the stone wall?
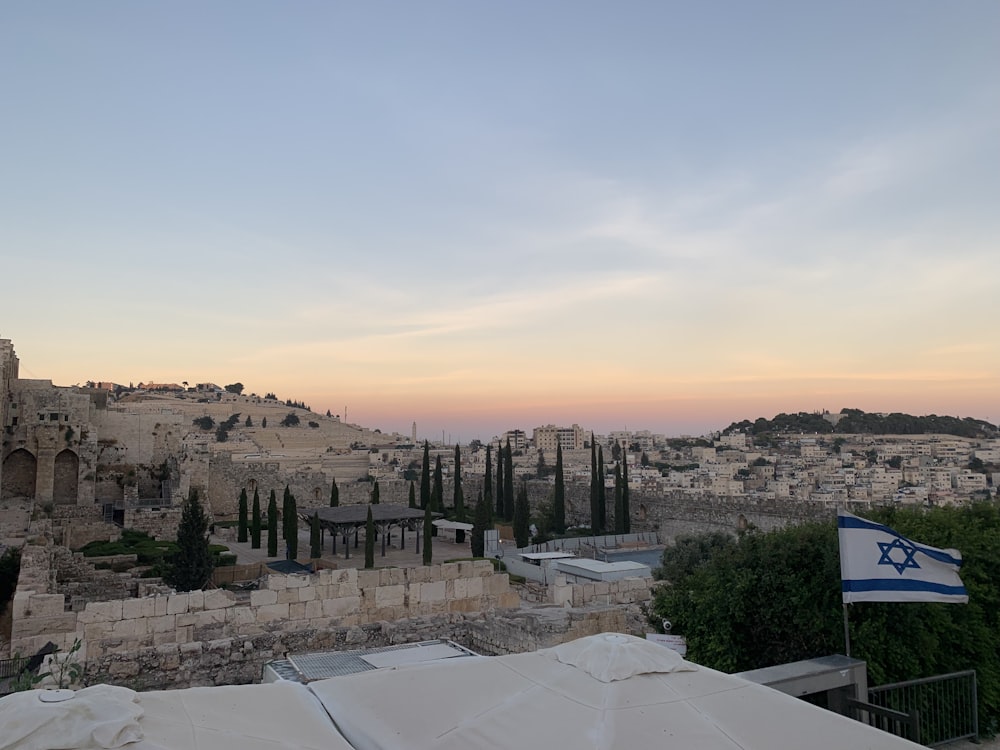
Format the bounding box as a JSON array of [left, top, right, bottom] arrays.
[[124, 507, 183, 541], [10, 559, 519, 663]]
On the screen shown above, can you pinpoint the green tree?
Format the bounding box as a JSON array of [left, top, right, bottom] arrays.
[[224, 383, 244, 395], [281, 412, 300, 427], [164, 489, 214, 592], [364, 506, 375, 569], [420, 441, 431, 509], [590, 436, 600, 533], [371, 480, 380, 504], [432, 455, 444, 512], [329, 476, 339, 507], [621, 456, 631, 533], [408, 480, 416, 508], [553, 444, 566, 534], [471, 490, 488, 558], [655, 532, 735, 583], [503, 439, 514, 522], [613, 463, 624, 533], [267, 490, 278, 557], [286, 492, 298, 560], [597, 446, 607, 533], [453, 444, 466, 543], [250, 488, 261, 549], [245, 415, 253, 428], [261, 416, 267, 428], [422, 504, 433, 565], [495, 444, 505, 518], [536, 449, 547, 479], [649, 504, 1000, 730], [237, 488, 249, 542], [513, 483, 530, 548], [484, 444, 493, 512], [310, 512, 321, 558]]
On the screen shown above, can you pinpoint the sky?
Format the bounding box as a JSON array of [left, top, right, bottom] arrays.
[[2, 2, 999, 442]]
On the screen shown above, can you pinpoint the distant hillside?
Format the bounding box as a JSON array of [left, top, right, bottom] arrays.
[[724, 409, 999, 439]]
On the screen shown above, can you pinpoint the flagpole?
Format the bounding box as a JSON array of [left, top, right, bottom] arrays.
[[842, 603, 851, 657]]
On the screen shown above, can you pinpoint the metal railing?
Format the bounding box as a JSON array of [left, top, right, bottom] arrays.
[[867, 670, 978, 747], [847, 697, 920, 744]]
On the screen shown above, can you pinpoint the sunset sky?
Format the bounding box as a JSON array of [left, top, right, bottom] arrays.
[[2, 2, 998, 442]]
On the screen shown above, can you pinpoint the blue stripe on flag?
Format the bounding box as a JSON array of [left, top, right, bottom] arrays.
[[842, 579, 968, 596], [837, 514, 962, 567]]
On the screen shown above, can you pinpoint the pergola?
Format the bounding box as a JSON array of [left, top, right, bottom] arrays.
[[299, 504, 438, 560]]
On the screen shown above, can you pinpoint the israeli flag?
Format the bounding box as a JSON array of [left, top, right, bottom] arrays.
[[838, 510, 968, 604]]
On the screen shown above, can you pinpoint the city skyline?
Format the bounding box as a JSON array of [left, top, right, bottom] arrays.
[[2, 2, 998, 442]]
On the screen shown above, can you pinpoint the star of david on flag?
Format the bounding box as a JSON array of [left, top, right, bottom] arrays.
[[838, 509, 968, 604]]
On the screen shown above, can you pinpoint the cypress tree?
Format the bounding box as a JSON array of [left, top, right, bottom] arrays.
[[513, 482, 530, 548], [420, 441, 431, 509], [495, 443, 504, 518], [286, 490, 298, 560], [371, 480, 380, 504], [453, 444, 466, 544], [432, 455, 443, 513], [553, 443, 566, 534], [471, 490, 487, 558], [165, 489, 214, 592], [484, 444, 493, 510], [310, 512, 321, 558], [237, 487, 248, 543], [261, 416, 267, 428], [622, 454, 631, 533], [364, 506, 375, 569], [422, 504, 433, 565], [282, 485, 292, 544], [408, 480, 416, 508], [597, 446, 607, 534], [503, 439, 514, 522], [614, 463, 624, 533], [330, 476, 339, 507], [590, 435, 599, 534], [267, 490, 278, 557], [251, 488, 261, 549]]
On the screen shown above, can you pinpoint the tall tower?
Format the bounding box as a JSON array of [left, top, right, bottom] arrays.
[[412, 421, 417, 443]]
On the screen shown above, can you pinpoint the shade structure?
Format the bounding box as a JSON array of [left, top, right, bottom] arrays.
[[0, 680, 355, 750], [308, 633, 924, 750]]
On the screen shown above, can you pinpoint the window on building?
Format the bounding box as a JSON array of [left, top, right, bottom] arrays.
[[50, 413, 59, 421]]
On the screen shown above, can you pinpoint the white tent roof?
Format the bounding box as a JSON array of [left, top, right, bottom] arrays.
[[1, 680, 354, 750], [309, 633, 924, 750]]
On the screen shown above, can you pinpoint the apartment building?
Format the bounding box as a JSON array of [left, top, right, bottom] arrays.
[[532, 424, 585, 452]]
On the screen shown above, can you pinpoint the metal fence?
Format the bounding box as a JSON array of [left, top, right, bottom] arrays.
[[866, 669, 978, 747]]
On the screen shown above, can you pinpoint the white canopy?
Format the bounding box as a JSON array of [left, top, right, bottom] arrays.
[[0, 680, 354, 750], [308, 633, 924, 750]]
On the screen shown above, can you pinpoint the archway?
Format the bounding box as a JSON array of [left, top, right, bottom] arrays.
[[737, 513, 749, 532], [2, 449, 37, 500], [53, 449, 80, 504], [638, 503, 648, 522]]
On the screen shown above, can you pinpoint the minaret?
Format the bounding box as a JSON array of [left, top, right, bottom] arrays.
[[412, 421, 417, 443]]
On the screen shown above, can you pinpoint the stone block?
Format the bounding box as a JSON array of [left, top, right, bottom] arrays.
[[440, 563, 460, 580], [176, 613, 196, 628], [284, 575, 309, 589], [150, 615, 176, 633], [229, 607, 257, 628], [374, 585, 405, 608], [420, 580, 446, 603], [12, 613, 78, 640], [207, 637, 233, 652], [195, 609, 227, 627], [484, 574, 510, 596], [154, 597, 168, 616], [167, 594, 189, 615], [388, 568, 405, 586], [28, 593, 65, 618], [188, 591, 205, 611], [322, 596, 360, 618], [449, 598, 480, 613], [472, 559, 494, 576], [256, 603, 290, 622], [140, 597, 157, 618], [11, 592, 33, 620], [457, 561, 475, 578], [266, 575, 288, 590], [203, 589, 232, 610], [378, 569, 392, 586], [276, 589, 299, 605], [288, 602, 306, 621], [152, 630, 179, 647], [111, 618, 143, 638], [179, 641, 203, 655], [83, 623, 108, 642], [497, 592, 520, 609], [250, 589, 278, 607], [465, 577, 484, 598], [297, 587, 317, 602], [304, 600, 324, 620], [453, 578, 468, 599], [337, 579, 360, 598], [357, 569, 380, 590], [122, 598, 145, 620]]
